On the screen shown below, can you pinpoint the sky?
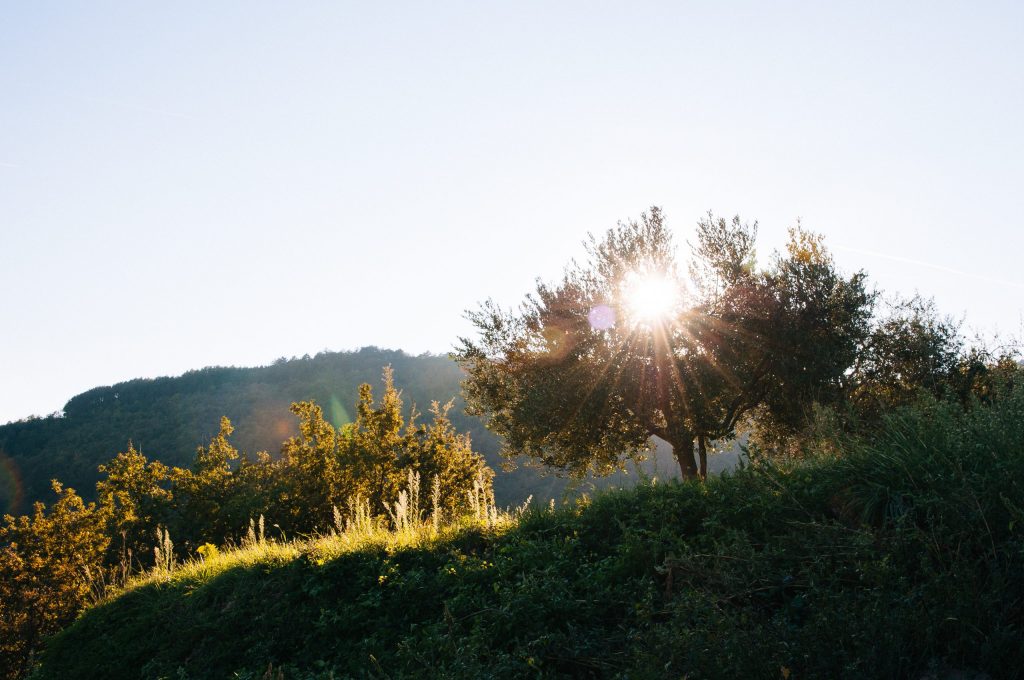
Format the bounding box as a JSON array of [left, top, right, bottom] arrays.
[[2, 1, 1023, 424]]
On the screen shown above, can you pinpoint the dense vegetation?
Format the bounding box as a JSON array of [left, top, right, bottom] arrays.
[[32, 383, 1024, 679], [1, 369, 497, 678], [0, 348, 600, 516]]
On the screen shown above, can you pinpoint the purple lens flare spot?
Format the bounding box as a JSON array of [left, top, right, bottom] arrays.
[[588, 304, 616, 330]]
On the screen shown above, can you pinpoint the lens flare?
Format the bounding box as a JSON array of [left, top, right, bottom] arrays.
[[329, 395, 352, 427], [588, 304, 616, 330]]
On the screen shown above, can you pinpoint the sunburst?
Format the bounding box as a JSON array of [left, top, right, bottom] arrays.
[[620, 270, 678, 326]]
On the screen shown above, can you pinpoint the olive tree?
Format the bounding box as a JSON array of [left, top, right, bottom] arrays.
[[455, 208, 872, 480]]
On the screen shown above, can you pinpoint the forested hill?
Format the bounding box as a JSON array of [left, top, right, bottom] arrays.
[[0, 348, 687, 516], [0, 349, 497, 514]]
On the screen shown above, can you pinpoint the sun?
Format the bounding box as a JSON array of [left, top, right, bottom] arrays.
[[621, 270, 679, 325]]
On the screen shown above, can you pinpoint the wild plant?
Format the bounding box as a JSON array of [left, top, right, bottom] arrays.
[[243, 515, 266, 548], [468, 470, 484, 520], [346, 494, 374, 534], [485, 484, 498, 527], [196, 543, 219, 562], [153, 527, 174, 574], [407, 469, 421, 524], [332, 504, 344, 535], [514, 495, 533, 518], [431, 476, 442, 531], [388, 470, 421, 532], [388, 488, 409, 531]]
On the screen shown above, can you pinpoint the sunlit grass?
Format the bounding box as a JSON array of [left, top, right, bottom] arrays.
[[117, 469, 530, 596], [120, 537, 302, 595]]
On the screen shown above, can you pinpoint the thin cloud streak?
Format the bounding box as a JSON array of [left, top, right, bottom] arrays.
[[835, 245, 1024, 291]]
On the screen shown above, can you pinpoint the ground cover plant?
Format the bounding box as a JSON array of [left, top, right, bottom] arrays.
[[31, 384, 1024, 679]]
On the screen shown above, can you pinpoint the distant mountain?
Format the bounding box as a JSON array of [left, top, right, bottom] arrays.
[[0, 348, 716, 515]]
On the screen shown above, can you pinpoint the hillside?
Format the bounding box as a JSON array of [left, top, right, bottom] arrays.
[[0, 349, 465, 513], [0, 348, 709, 515], [33, 390, 1024, 679]]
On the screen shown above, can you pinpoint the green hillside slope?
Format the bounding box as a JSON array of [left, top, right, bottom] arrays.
[[0, 349, 541, 513], [34, 391, 1024, 679]]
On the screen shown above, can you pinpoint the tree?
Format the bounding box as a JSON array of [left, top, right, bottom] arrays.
[[455, 208, 873, 480], [95, 444, 172, 566], [0, 483, 109, 679], [343, 367, 408, 517], [746, 228, 876, 446], [274, 400, 349, 533], [168, 417, 241, 548], [406, 399, 494, 518], [341, 367, 493, 521], [847, 295, 964, 426]]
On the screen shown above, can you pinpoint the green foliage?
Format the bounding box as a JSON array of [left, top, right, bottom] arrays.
[[752, 227, 874, 434], [168, 417, 239, 549], [95, 445, 172, 569], [456, 208, 873, 480], [216, 369, 498, 540], [771, 292, 1024, 450], [410, 399, 494, 519], [274, 400, 349, 532], [0, 484, 109, 679], [346, 370, 407, 518], [847, 294, 965, 428], [32, 385, 1024, 679]]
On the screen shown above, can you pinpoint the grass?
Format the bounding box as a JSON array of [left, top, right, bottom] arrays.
[[33, 390, 1024, 679]]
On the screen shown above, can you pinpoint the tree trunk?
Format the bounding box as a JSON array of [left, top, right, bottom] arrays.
[[670, 435, 699, 480], [697, 435, 708, 481]]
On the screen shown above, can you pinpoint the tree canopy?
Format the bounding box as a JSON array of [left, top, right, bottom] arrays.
[[455, 208, 874, 479]]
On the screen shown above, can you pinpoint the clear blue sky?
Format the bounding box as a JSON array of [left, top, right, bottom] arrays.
[[2, 1, 1022, 424]]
